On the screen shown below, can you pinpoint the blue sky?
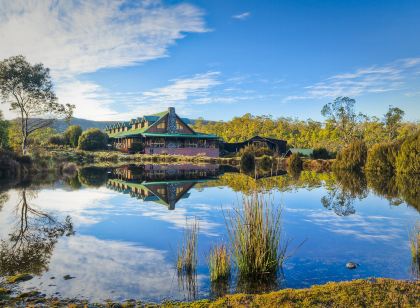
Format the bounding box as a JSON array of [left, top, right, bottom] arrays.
[[0, 0, 419, 121]]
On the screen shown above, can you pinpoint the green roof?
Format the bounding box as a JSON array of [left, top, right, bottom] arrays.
[[290, 148, 314, 156], [141, 132, 218, 139], [106, 108, 218, 139]]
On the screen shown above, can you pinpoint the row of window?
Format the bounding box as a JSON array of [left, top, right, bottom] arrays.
[[145, 139, 217, 148]]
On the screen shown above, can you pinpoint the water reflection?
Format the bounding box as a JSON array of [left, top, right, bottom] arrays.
[[0, 164, 419, 302], [0, 189, 73, 276]]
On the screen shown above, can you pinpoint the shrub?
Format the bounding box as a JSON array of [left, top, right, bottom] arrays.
[[259, 155, 273, 171], [48, 134, 66, 146], [288, 153, 303, 172], [64, 125, 83, 148], [77, 128, 108, 151], [208, 244, 230, 282], [396, 131, 420, 174], [226, 194, 286, 277], [333, 140, 367, 171], [312, 147, 331, 159], [240, 151, 255, 173], [365, 141, 400, 174]]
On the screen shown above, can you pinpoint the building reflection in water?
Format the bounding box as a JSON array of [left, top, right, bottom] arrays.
[[106, 164, 221, 210]]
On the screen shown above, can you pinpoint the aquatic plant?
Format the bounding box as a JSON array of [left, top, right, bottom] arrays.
[[208, 244, 231, 282], [177, 218, 199, 274], [410, 223, 420, 277], [226, 193, 286, 278]]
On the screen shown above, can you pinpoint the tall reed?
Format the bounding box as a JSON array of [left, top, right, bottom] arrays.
[[177, 218, 199, 274], [410, 223, 420, 277], [226, 193, 286, 277], [208, 244, 230, 281]]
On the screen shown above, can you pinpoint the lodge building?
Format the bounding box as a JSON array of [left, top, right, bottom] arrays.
[[105, 107, 219, 157]]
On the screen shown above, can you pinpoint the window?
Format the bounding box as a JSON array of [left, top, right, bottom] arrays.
[[185, 139, 197, 148], [176, 120, 183, 130], [157, 121, 166, 129], [149, 138, 165, 148]]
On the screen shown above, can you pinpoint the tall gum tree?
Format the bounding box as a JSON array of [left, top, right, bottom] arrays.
[[0, 55, 74, 154]]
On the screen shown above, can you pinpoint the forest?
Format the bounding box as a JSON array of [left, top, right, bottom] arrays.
[[192, 97, 419, 153]]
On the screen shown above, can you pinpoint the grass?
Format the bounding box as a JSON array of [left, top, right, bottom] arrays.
[[410, 223, 420, 277], [0, 278, 418, 307], [208, 244, 231, 282], [161, 278, 420, 307], [177, 218, 199, 274], [5, 273, 33, 284], [226, 193, 286, 278]]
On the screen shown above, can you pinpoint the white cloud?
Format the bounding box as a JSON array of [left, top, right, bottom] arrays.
[[283, 57, 420, 102], [232, 12, 251, 20], [143, 72, 221, 102], [0, 0, 208, 120], [0, 0, 207, 77]]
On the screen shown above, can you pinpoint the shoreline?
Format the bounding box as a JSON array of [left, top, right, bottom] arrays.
[[0, 278, 418, 307]]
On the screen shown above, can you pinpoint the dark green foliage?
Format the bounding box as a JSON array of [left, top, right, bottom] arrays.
[[240, 151, 255, 173], [288, 153, 302, 172], [365, 141, 400, 174], [78, 128, 108, 151], [78, 167, 108, 187], [0, 111, 9, 149], [48, 134, 66, 146], [396, 131, 420, 174], [64, 125, 83, 148], [311, 148, 331, 159], [333, 140, 367, 171], [259, 155, 273, 171]]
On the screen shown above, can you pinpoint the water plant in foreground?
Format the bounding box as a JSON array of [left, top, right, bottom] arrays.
[[177, 218, 199, 274], [410, 223, 420, 277], [208, 244, 231, 282], [226, 193, 286, 278]]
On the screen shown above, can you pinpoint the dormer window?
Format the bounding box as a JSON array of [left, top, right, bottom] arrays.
[[176, 120, 183, 130], [157, 121, 166, 129]]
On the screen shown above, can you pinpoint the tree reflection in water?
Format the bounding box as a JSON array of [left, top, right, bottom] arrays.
[[321, 170, 368, 216], [235, 271, 282, 295], [0, 189, 74, 276]]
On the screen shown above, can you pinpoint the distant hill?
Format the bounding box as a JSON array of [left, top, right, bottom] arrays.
[[52, 118, 118, 132]]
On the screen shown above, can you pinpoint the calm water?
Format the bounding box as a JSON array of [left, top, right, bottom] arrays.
[[0, 164, 419, 302]]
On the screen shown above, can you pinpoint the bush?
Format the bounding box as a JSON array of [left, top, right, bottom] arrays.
[[312, 147, 331, 159], [288, 153, 302, 172], [333, 140, 367, 171], [64, 125, 83, 148], [365, 141, 400, 174], [78, 128, 108, 151], [396, 131, 420, 174], [240, 151, 255, 173], [48, 134, 66, 146]]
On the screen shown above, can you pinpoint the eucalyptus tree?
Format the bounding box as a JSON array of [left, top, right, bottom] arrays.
[[0, 55, 74, 154], [384, 105, 405, 140], [321, 96, 362, 145]]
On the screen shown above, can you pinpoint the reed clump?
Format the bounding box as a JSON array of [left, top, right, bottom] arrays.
[[226, 194, 286, 278], [410, 223, 420, 276], [209, 244, 231, 282], [177, 219, 199, 274]]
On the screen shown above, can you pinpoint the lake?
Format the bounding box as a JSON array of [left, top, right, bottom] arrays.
[[0, 164, 419, 303]]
